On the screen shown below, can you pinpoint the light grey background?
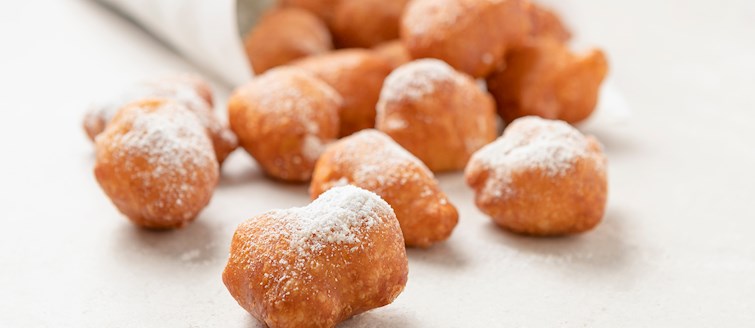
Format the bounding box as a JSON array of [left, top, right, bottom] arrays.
[[1, 0, 753, 326]]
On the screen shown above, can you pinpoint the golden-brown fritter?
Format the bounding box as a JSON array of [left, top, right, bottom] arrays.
[[228, 67, 341, 182], [331, 0, 410, 48], [373, 40, 412, 70], [83, 74, 237, 164], [244, 8, 332, 74], [223, 185, 408, 328], [376, 59, 497, 172], [292, 49, 393, 137], [401, 0, 531, 78], [526, 2, 571, 42], [486, 38, 608, 124], [94, 99, 219, 229], [311, 129, 458, 247], [465, 116, 608, 235], [277, 0, 341, 25]]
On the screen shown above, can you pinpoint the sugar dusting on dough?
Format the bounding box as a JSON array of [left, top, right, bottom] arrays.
[[240, 185, 394, 289], [333, 130, 434, 194], [86, 78, 211, 136], [469, 116, 599, 198], [273, 185, 391, 255], [378, 58, 460, 106], [403, 0, 465, 37], [104, 102, 217, 217], [248, 68, 341, 164]]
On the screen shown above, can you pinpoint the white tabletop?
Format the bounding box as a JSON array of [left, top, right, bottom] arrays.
[[1, 0, 754, 326]]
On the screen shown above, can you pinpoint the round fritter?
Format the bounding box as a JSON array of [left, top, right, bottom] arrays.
[[94, 99, 219, 229], [244, 8, 332, 74], [526, 2, 571, 42], [373, 40, 412, 70], [331, 0, 410, 48], [311, 129, 458, 247], [277, 0, 341, 25], [465, 116, 608, 235], [486, 38, 608, 124], [228, 67, 341, 182], [292, 49, 393, 137], [83, 74, 237, 164], [223, 185, 408, 328], [400, 0, 531, 78], [376, 59, 497, 172]]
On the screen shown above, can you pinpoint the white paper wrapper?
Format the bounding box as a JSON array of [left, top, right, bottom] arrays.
[[98, 0, 274, 87], [96, 0, 630, 125]]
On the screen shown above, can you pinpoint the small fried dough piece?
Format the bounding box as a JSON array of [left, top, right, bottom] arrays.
[[400, 0, 531, 78], [465, 116, 608, 235], [292, 49, 393, 137], [376, 59, 497, 172], [228, 67, 341, 182], [244, 8, 332, 74], [83, 74, 237, 164], [331, 0, 410, 48], [311, 130, 458, 247], [486, 38, 608, 124], [278, 0, 341, 25], [94, 99, 219, 229], [527, 2, 571, 42], [373, 40, 412, 70], [223, 185, 408, 328]]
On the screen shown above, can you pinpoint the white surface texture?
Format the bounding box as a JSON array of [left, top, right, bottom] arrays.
[[1, 0, 754, 327]]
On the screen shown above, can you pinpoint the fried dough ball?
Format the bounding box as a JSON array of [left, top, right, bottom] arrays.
[[94, 99, 219, 229], [82, 74, 237, 164], [486, 38, 608, 124], [292, 49, 393, 137], [331, 0, 410, 48], [465, 116, 607, 235], [244, 8, 332, 74], [373, 40, 412, 70], [278, 0, 341, 25], [376, 59, 497, 172], [223, 185, 408, 328], [526, 2, 571, 42], [228, 67, 341, 182], [400, 0, 531, 78], [311, 130, 458, 247]]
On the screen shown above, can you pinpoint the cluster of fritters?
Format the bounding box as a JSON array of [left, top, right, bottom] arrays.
[[84, 0, 610, 327]]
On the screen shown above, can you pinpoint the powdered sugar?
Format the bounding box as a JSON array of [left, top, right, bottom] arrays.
[[334, 130, 434, 193], [85, 77, 211, 137], [103, 101, 217, 216], [378, 59, 460, 107], [272, 185, 391, 255], [468, 116, 600, 198], [246, 68, 341, 164], [301, 134, 325, 161], [244, 185, 394, 280]]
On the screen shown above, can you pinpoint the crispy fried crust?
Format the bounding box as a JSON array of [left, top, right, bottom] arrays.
[[228, 67, 341, 182], [401, 0, 531, 78], [244, 8, 332, 74], [277, 0, 342, 26], [222, 186, 408, 328], [486, 38, 608, 124], [526, 2, 571, 42], [465, 117, 608, 235], [376, 59, 498, 172], [94, 99, 219, 229], [331, 0, 410, 48], [372, 40, 412, 70], [292, 49, 393, 137], [82, 74, 237, 165], [310, 130, 458, 247]]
